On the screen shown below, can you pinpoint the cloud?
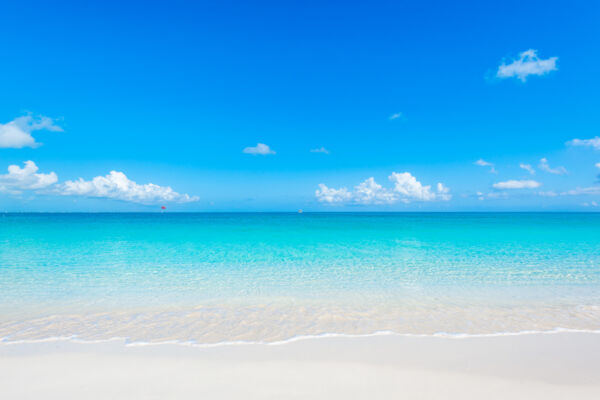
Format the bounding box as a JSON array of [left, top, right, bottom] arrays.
[[315, 184, 352, 204], [0, 115, 63, 148], [492, 180, 541, 189], [316, 172, 451, 205], [353, 177, 398, 204], [519, 163, 535, 175], [538, 186, 600, 197], [562, 186, 600, 196], [596, 163, 600, 169], [538, 158, 567, 175], [436, 183, 452, 201], [0, 161, 58, 194], [538, 190, 558, 197], [496, 49, 558, 82], [310, 147, 330, 154], [389, 172, 446, 202], [243, 143, 275, 155], [389, 112, 404, 120], [567, 137, 600, 150], [476, 191, 509, 200], [59, 171, 199, 204], [474, 159, 496, 173]]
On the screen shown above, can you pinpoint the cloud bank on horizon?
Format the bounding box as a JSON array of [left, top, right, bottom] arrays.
[[0, 160, 58, 194], [316, 172, 451, 205], [60, 171, 199, 204], [0, 160, 198, 205]]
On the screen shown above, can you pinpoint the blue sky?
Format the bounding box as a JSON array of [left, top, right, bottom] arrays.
[[1, 0, 599, 211]]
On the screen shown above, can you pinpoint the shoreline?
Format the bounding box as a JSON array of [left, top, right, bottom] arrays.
[[2, 326, 600, 348], [2, 332, 599, 399]]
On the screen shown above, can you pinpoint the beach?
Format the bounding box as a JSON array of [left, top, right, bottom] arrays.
[[2, 332, 599, 399], [1, 213, 599, 398], [3, 0, 599, 397]]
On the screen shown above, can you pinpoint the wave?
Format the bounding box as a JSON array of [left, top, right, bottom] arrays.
[[3, 327, 600, 348]]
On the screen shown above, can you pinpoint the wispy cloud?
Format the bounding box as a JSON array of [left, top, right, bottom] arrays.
[[496, 49, 558, 82], [310, 147, 330, 154], [0, 115, 63, 149], [59, 171, 198, 204], [519, 163, 535, 175], [492, 180, 541, 189], [389, 112, 404, 120], [476, 191, 509, 201], [243, 143, 276, 155], [0, 161, 58, 194], [538, 186, 600, 197], [538, 158, 567, 175], [474, 159, 496, 173], [561, 186, 600, 196], [567, 137, 600, 150], [316, 172, 450, 205]]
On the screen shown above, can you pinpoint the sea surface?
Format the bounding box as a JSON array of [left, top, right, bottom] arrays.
[[1, 212, 599, 344]]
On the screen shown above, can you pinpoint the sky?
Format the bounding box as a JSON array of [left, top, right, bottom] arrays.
[[1, 0, 599, 211]]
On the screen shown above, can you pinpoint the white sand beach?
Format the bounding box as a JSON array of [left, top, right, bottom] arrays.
[[1, 332, 599, 399]]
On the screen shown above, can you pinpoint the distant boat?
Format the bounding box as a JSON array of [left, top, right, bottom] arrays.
[[298, 209, 303, 213]]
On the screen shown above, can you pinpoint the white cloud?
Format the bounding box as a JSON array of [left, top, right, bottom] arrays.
[[59, 171, 199, 204], [353, 177, 397, 204], [519, 163, 535, 175], [315, 184, 352, 204], [496, 49, 558, 82], [477, 191, 509, 200], [596, 163, 600, 169], [562, 186, 600, 196], [538, 158, 567, 175], [310, 147, 330, 154], [568, 137, 600, 150], [389, 172, 440, 202], [493, 180, 541, 189], [474, 159, 496, 173], [243, 143, 275, 155], [538, 190, 558, 197], [316, 172, 451, 205], [0, 115, 63, 148], [537, 186, 600, 197], [389, 112, 404, 120], [436, 183, 451, 201], [0, 161, 58, 194]]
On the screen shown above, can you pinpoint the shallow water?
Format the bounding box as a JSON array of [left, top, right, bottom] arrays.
[[1, 213, 599, 343]]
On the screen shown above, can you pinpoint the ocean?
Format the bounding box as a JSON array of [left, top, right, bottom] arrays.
[[1, 212, 599, 344]]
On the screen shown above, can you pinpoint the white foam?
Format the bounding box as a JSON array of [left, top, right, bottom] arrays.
[[3, 328, 600, 348]]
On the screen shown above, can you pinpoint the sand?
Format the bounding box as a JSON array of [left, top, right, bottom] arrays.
[[1, 332, 599, 399]]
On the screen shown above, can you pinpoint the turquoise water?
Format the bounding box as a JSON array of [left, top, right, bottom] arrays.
[[1, 213, 600, 343]]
